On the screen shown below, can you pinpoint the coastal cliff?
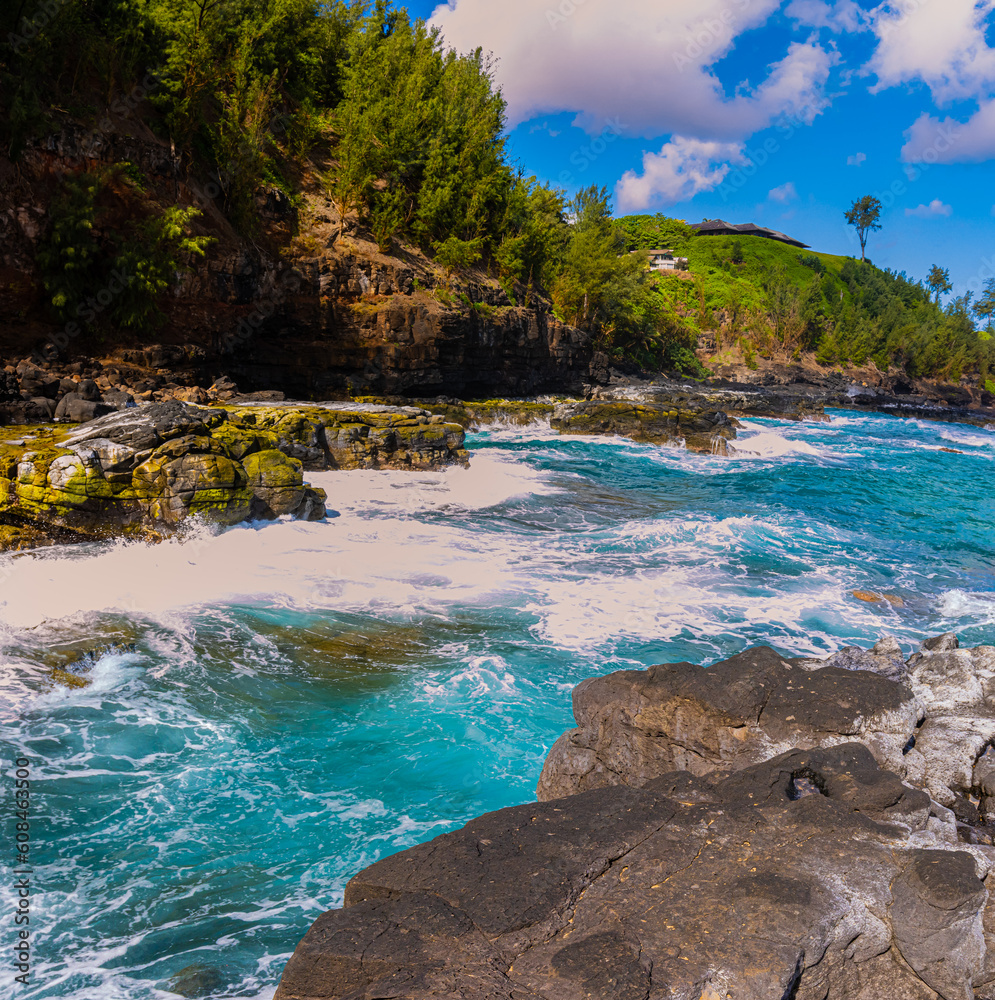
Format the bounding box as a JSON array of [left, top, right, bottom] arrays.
[[0, 123, 599, 401]]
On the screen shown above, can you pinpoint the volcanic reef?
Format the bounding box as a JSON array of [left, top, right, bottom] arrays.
[[274, 634, 995, 1000]]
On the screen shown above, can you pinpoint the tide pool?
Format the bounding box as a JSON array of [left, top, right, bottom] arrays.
[[1, 410, 993, 999]]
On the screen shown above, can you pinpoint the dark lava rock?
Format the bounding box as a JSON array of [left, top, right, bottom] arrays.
[[536, 644, 921, 801], [64, 401, 226, 453], [275, 744, 995, 1000], [551, 399, 738, 454], [537, 639, 995, 818]]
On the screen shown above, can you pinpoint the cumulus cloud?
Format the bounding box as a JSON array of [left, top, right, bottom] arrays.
[[429, 0, 836, 139], [900, 101, 995, 163], [905, 200, 953, 218], [769, 182, 799, 202], [846, 151, 867, 165], [786, 0, 869, 32], [615, 137, 746, 212], [863, 0, 995, 165], [867, 0, 995, 103]]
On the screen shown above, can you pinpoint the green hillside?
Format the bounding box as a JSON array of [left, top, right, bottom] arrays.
[[617, 215, 992, 380], [0, 0, 989, 382]]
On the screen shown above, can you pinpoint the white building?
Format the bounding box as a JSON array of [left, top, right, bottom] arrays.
[[647, 249, 689, 272]]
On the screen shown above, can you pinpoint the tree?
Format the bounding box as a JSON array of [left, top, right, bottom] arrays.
[[926, 264, 952, 303], [974, 278, 995, 332], [844, 195, 882, 262], [495, 177, 568, 304]]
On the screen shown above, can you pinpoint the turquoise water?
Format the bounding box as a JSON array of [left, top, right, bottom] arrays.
[[1, 410, 994, 999]]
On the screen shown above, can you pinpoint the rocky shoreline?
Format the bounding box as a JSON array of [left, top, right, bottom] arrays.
[[274, 633, 995, 1000], [0, 400, 466, 551], [1, 349, 993, 552]]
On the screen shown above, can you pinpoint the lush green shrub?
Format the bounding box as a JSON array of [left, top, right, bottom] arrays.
[[37, 171, 213, 333]]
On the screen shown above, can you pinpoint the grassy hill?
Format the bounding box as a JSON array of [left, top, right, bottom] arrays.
[[617, 215, 991, 381]]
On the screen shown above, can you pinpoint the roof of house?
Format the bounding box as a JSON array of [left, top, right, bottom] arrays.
[[689, 220, 810, 249]]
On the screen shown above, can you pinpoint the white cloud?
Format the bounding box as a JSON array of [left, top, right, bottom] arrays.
[[769, 181, 799, 202], [905, 199, 953, 218], [867, 0, 995, 103], [900, 101, 995, 163], [430, 1, 836, 140], [786, 0, 869, 32], [615, 137, 746, 211], [846, 151, 867, 165], [864, 1, 995, 165]]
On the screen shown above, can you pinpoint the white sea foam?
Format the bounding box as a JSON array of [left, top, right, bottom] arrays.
[[939, 427, 995, 448], [419, 657, 521, 699], [732, 429, 824, 459], [0, 457, 552, 631], [316, 450, 559, 515], [937, 589, 995, 624]]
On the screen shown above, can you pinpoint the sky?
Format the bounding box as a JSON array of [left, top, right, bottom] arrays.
[[404, 0, 995, 299]]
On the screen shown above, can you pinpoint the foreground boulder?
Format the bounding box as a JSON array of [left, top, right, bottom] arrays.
[[274, 635, 995, 1000], [0, 400, 467, 548], [275, 743, 995, 1000], [538, 638, 995, 825]]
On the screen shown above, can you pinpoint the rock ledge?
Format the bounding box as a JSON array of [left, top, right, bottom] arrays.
[[275, 635, 995, 1000]]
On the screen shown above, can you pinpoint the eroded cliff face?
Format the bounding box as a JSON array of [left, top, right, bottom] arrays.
[[0, 120, 599, 399]]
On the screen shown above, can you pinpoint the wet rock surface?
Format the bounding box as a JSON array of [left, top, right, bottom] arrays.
[[550, 400, 738, 455], [0, 400, 466, 549], [275, 635, 995, 1000]]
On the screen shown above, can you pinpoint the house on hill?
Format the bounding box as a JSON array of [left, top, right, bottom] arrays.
[[690, 219, 810, 249], [647, 249, 689, 272]]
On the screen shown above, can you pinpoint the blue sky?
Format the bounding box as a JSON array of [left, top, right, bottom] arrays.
[[405, 0, 995, 300]]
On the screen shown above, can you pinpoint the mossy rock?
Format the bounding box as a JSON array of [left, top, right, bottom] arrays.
[[243, 449, 304, 488], [243, 449, 308, 518], [0, 523, 53, 551], [134, 452, 253, 524], [209, 421, 281, 460], [50, 669, 91, 690]]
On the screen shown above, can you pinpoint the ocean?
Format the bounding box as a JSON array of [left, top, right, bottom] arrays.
[[1, 409, 994, 999]]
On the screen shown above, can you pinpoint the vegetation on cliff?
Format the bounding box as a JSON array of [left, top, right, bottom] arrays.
[[1, 0, 988, 380], [0, 0, 699, 372], [619, 214, 992, 380]]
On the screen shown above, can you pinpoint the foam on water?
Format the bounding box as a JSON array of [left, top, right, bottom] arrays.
[[939, 427, 995, 449], [731, 426, 827, 459], [2, 409, 994, 999], [937, 589, 995, 625]]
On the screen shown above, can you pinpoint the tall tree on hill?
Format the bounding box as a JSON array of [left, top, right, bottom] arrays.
[[926, 265, 952, 303], [975, 278, 995, 332], [844, 195, 882, 262]]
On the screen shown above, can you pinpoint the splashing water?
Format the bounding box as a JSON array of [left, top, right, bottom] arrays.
[[1, 410, 993, 999]]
